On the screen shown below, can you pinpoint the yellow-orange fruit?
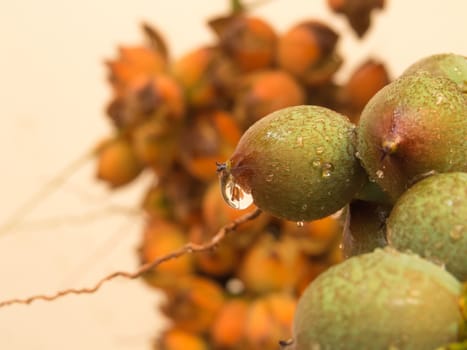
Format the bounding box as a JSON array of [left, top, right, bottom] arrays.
[[277, 21, 341, 86], [96, 137, 142, 188], [282, 214, 343, 256], [344, 59, 390, 113], [211, 298, 249, 348], [140, 219, 193, 289], [238, 234, 308, 294], [179, 110, 241, 182], [234, 69, 306, 127], [161, 276, 225, 334], [106, 45, 167, 95], [157, 328, 208, 350], [189, 223, 240, 277], [172, 47, 236, 108], [132, 120, 178, 175], [218, 16, 277, 72], [245, 293, 296, 350], [141, 184, 173, 221], [107, 74, 185, 129]]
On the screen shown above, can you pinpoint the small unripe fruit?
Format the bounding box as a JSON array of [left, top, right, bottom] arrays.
[[293, 248, 462, 350], [220, 105, 366, 221]]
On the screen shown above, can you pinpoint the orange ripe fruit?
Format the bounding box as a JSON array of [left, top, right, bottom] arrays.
[[344, 59, 390, 112], [211, 298, 249, 348], [282, 214, 343, 256], [106, 46, 167, 95], [234, 69, 305, 128], [238, 234, 308, 294], [188, 220, 241, 277], [277, 21, 342, 86], [245, 293, 296, 349], [158, 328, 208, 350], [178, 110, 241, 182], [95, 137, 142, 188], [172, 47, 235, 108], [218, 16, 277, 72], [106, 74, 185, 129], [140, 219, 193, 289], [161, 276, 225, 334]]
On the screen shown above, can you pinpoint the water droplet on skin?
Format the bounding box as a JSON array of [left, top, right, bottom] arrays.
[[296, 221, 304, 227], [219, 170, 253, 210], [449, 225, 464, 242], [376, 169, 384, 179], [315, 146, 324, 155], [266, 174, 274, 182], [321, 162, 334, 178], [355, 151, 360, 158], [297, 136, 304, 147], [312, 159, 322, 168]]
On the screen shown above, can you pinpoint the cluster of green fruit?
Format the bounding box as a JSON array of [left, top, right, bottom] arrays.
[[219, 54, 466, 349]]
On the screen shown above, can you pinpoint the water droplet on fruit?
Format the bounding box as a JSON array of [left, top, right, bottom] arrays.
[[321, 162, 334, 178], [312, 159, 322, 168], [436, 94, 444, 105], [296, 221, 304, 227], [266, 173, 274, 182], [219, 170, 253, 210], [449, 225, 464, 242], [315, 146, 324, 155], [376, 169, 384, 179]]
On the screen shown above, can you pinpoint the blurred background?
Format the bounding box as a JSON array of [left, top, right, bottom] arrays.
[[0, 0, 465, 349]]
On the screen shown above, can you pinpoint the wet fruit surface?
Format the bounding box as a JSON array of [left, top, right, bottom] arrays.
[[223, 105, 365, 221], [387, 172, 467, 281], [357, 70, 467, 201], [293, 248, 462, 350]]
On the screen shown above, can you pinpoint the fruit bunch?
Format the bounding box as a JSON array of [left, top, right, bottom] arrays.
[[219, 55, 467, 349], [94, 1, 466, 349]]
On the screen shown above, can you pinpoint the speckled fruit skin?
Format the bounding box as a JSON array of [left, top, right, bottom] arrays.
[[387, 172, 467, 281], [229, 105, 366, 221], [293, 248, 462, 350], [357, 70, 467, 202], [402, 53, 467, 93]]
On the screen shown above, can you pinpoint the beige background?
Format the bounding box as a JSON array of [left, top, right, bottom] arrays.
[[0, 1, 465, 349]]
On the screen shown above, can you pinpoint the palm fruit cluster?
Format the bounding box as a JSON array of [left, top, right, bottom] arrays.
[[219, 54, 466, 348], [94, 1, 467, 349]]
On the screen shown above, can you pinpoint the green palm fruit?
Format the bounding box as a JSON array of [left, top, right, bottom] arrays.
[[357, 70, 467, 202], [403, 53, 467, 93], [387, 172, 467, 281], [292, 248, 462, 350], [218, 105, 366, 221]]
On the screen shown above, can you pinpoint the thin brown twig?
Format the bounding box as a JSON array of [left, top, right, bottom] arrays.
[[0, 208, 262, 308]]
